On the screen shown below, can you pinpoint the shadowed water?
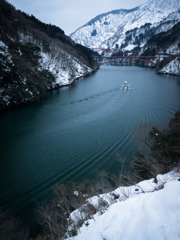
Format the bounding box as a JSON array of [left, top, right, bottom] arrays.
[[0, 65, 180, 230]]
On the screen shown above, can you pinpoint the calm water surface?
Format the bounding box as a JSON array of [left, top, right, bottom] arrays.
[[0, 65, 180, 228]]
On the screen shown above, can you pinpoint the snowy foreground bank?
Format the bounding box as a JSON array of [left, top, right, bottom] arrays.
[[67, 170, 180, 240]]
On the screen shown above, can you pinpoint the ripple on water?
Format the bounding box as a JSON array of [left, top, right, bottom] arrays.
[[0, 66, 179, 230]]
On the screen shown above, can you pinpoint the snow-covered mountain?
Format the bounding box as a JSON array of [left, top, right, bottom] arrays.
[[70, 0, 180, 50]]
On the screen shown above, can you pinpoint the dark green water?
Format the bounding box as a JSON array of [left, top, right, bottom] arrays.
[[0, 65, 180, 228]]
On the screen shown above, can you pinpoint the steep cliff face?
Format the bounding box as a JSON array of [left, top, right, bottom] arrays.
[[70, 0, 180, 50], [0, 0, 97, 111]]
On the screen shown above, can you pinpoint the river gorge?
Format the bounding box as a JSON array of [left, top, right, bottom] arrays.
[[0, 65, 180, 231]]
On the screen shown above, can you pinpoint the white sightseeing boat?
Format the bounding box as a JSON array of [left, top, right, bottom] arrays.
[[122, 81, 130, 88]]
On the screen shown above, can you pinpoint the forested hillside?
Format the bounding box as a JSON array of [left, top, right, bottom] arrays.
[[111, 20, 180, 75], [0, 0, 97, 111], [132, 21, 180, 74]]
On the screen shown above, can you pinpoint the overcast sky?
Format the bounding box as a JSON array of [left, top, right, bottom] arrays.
[[7, 0, 147, 35]]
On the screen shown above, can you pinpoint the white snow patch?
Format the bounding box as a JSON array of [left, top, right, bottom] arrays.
[[0, 88, 4, 94], [74, 191, 79, 196], [124, 44, 138, 51], [7, 35, 15, 42], [166, 41, 180, 55], [159, 57, 180, 75], [22, 78, 27, 84], [3, 95, 11, 105], [18, 50, 23, 56], [0, 40, 9, 56], [0, 40, 7, 49], [67, 170, 180, 240]]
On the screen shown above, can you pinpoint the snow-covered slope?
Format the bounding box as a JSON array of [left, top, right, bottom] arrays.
[[70, 0, 180, 49], [0, 0, 96, 111], [0, 35, 93, 111], [159, 57, 180, 75], [67, 170, 180, 240], [37, 45, 92, 88], [119, 10, 180, 51], [134, 19, 180, 76], [155, 10, 180, 35]]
